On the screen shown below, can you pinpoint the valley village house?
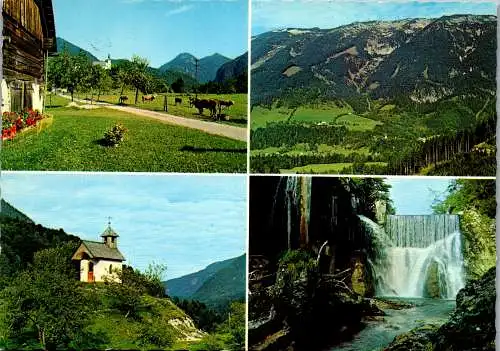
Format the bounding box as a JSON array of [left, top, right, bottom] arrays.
[[2, 0, 57, 113], [71, 222, 125, 283]]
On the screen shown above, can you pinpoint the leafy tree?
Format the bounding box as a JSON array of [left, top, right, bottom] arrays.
[[171, 77, 185, 93], [104, 262, 168, 318], [48, 50, 91, 101], [432, 179, 496, 217], [1, 243, 98, 351], [0, 216, 79, 278], [129, 55, 151, 104], [218, 302, 246, 350]]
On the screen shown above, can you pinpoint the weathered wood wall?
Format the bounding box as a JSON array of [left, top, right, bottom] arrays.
[[3, 0, 45, 81]]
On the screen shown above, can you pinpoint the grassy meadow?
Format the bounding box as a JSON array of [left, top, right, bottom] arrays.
[[250, 95, 496, 175], [250, 103, 384, 174], [74, 91, 248, 127], [3, 101, 246, 172]]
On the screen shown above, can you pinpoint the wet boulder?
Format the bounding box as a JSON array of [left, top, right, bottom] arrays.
[[434, 266, 496, 351], [423, 261, 443, 299], [384, 324, 438, 351]]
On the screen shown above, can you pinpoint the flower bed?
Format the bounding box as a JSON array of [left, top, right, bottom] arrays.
[[2, 109, 50, 141]]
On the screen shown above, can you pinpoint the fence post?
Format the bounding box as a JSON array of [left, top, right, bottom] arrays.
[[163, 95, 168, 112]]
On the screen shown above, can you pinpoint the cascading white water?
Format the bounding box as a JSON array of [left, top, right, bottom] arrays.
[[359, 215, 465, 299]]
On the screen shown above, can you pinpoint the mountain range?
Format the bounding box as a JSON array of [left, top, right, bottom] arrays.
[[159, 53, 231, 83], [164, 254, 246, 310], [251, 15, 496, 105], [56, 37, 243, 83]]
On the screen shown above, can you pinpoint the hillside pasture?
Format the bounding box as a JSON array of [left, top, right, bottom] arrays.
[[2, 105, 246, 173], [250, 106, 293, 130], [79, 91, 247, 127], [283, 162, 388, 174], [334, 114, 383, 132]]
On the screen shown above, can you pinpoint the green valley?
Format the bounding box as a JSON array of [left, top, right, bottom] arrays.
[[250, 15, 496, 175]]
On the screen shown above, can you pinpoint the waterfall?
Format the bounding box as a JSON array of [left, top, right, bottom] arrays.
[[385, 215, 460, 247], [360, 215, 465, 299]]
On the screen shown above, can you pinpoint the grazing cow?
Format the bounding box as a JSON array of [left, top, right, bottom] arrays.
[[175, 97, 182, 105], [119, 95, 128, 104], [218, 100, 234, 109], [191, 98, 217, 118], [217, 99, 235, 117], [142, 94, 156, 103]]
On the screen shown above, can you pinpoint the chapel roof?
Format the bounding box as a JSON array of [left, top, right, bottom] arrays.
[[78, 240, 125, 261]]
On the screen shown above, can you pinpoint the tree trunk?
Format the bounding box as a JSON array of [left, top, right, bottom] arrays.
[[119, 84, 125, 104], [135, 88, 139, 105]]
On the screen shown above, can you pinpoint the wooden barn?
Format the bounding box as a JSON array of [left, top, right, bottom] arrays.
[[2, 0, 57, 113]]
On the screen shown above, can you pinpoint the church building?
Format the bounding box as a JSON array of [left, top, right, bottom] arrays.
[[71, 222, 125, 283]]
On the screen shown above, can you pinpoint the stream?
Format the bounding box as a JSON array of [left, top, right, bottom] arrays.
[[327, 297, 456, 351]]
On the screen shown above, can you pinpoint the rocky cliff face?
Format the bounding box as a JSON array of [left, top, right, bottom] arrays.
[[251, 15, 496, 105]]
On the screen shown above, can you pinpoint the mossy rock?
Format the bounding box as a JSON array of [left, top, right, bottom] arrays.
[[384, 324, 438, 351], [423, 261, 442, 299]]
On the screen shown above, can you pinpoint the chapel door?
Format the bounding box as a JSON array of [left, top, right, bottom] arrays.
[[88, 261, 94, 282]]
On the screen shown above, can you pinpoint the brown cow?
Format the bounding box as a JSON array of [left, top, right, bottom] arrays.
[[191, 98, 217, 118], [175, 97, 182, 105], [217, 99, 234, 117], [119, 95, 128, 104], [142, 94, 155, 103]]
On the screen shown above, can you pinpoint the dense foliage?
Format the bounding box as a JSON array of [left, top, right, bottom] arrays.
[[251, 122, 348, 149], [1, 243, 98, 350]]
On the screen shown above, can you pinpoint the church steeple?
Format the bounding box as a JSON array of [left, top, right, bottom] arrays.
[[101, 217, 119, 249]]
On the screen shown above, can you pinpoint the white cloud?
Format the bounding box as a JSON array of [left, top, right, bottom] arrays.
[[165, 4, 195, 16]]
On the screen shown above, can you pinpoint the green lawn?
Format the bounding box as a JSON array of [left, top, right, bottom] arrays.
[[283, 162, 387, 174], [45, 93, 80, 108], [2, 106, 246, 172], [77, 91, 247, 127]]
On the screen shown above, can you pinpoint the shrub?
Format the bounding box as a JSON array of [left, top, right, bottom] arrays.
[[102, 123, 127, 147]]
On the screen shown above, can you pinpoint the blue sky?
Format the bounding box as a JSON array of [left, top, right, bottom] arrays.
[[252, 1, 497, 35], [1, 173, 247, 280], [53, 0, 248, 68], [386, 178, 453, 215]]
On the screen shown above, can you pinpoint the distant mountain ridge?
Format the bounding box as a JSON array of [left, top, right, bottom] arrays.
[[215, 52, 248, 83], [159, 53, 231, 83], [164, 254, 246, 309], [56, 37, 98, 61], [251, 15, 496, 105]]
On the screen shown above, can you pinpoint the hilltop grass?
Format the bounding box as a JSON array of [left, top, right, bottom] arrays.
[[77, 91, 247, 127], [2, 106, 246, 172]]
